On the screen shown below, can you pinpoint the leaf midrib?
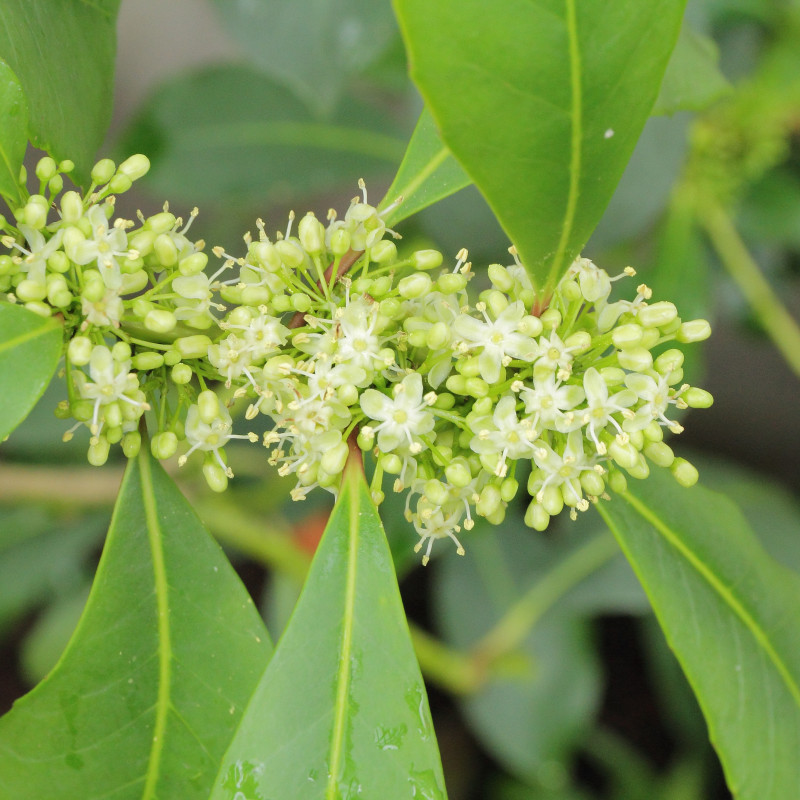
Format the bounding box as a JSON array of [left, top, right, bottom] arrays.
[[607, 491, 800, 708], [0, 317, 59, 356], [326, 473, 359, 798], [138, 450, 172, 800]]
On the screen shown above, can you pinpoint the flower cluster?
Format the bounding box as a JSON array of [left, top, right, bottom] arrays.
[[0, 155, 713, 563]]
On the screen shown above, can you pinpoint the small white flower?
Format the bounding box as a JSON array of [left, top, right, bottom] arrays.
[[623, 372, 683, 433], [469, 394, 538, 477], [360, 372, 435, 453], [531, 430, 596, 511], [181, 402, 256, 476], [581, 367, 636, 453], [520, 375, 585, 433], [69, 206, 132, 290]]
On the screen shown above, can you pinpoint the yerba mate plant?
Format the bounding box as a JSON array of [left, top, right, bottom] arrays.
[[0, 2, 799, 799]]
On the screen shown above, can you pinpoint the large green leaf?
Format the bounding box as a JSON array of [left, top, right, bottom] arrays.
[[211, 459, 448, 799], [597, 470, 800, 800], [394, 0, 686, 293], [0, 59, 27, 206], [0, 1, 120, 185], [379, 108, 471, 228], [0, 303, 62, 444], [121, 64, 406, 206], [434, 522, 601, 784], [0, 450, 272, 799], [208, 0, 398, 116]]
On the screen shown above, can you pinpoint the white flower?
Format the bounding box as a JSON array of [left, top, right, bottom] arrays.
[[469, 394, 538, 477], [411, 497, 466, 566], [78, 345, 144, 432], [531, 430, 597, 511], [81, 289, 123, 329], [69, 206, 131, 289], [180, 402, 256, 476], [360, 373, 435, 453], [623, 372, 683, 433], [12, 225, 63, 286], [334, 297, 386, 373], [534, 331, 578, 379], [453, 301, 538, 383], [208, 334, 256, 387], [581, 367, 636, 453], [520, 375, 585, 433]]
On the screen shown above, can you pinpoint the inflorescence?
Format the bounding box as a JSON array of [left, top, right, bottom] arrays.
[[0, 155, 713, 563]]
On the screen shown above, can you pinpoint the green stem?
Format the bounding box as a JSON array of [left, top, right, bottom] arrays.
[[472, 530, 620, 663], [409, 625, 482, 695], [701, 202, 800, 379]]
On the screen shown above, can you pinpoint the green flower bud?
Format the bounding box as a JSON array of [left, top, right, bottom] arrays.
[[524, 501, 550, 531], [580, 470, 606, 497], [617, 347, 653, 372], [178, 251, 208, 276], [465, 377, 489, 398], [608, 439, 639, 470], [445, 459, 472, 488], [612, 323, 643, 349], [485, 290, 508, 318], [519, 314, 544, 337], [561, 279, 582, 302], [164, 349, 182, 366], [108, 174, 132, 194], [241, 286, 271, 306], [122, 431, 142, 458], [639, 327, 660, 349], [151, 431, 178, 460], [153, 233, 178, 266], [539, 308, 561, 330], [671, 457, 699, 487], [477, 484, 502, 518], [276, 240, 305, 268], [537, 484, 564, 516], [298, 212, 325, 255], [117, 154, 151, 181], [104, 402, 123, 429], [654, 348, 684, 375], [370, 239, 397, 264], [607, 468, 628, 494], [329, 228, 351, 257], [58, 159, 75, 173], [399, 272, 432, 299], [88, 435, 110, 466], [438, 273, 468, 294], [381, 453, 403, 474], [424, 479, 450, 506], [683, 387, 713, 408], [24, 301, 52, 317], [370, 275, 393, 297], [47, 278, 72, 308], [676, 319, 711, 343], [144, 211, 176, 235], [15, 279, 47, 302], [48, 174, 64, 194], [357, 427, 375, 450], [35, 157, 57, 182], [132, 351, 165, 371], [91, 158, 116, 185], [412, 249, 443, 270], [626, 456, 650, 480], [320, 440, 349, 476], [171, 363, 192, 384], [203, 458, 229, 493], [638, 301, 677, 328], [643, 420, 663, 442], [81, 270, 105, 303], [565, 330, 592, 354], [68, 336, 93, 366], [22, 198, 48, 230], [144, 309, 177, 334], [488, 263, 514, 291], [426, 321, 450, 350], [198, 390, 221, 425], [500, 477, 519, 503], [0, 255, 16, 276], [290, 293, 312, 312], [644, 441, 675, 468], [111, 341, 131, 361], [434, 392, 455, 410], [47, 251, 70, 274], [119, 269, 148, 295]]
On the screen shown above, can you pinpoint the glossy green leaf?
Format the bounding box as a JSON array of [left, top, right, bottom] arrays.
[[0, 1, 120, 184], [0, 303, 62, 444], [208, 0, 398, 116], [0, 59, 27, 205], [434, 522, 601, 784], [0, 450, 272, 799], [394, 0, 686, 292], [121, 65, 406, 206], [211, 460, 448, 799], [379, 108, 471, 228], [653, 25, 731, 115], [597, 469, 800, 800]]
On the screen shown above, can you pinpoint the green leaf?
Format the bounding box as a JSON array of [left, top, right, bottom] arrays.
[[394, 0, 686, 292], [0, 59, 27, 206], [0, 303, 62, 444], [0, 1, 120, 184], [597, 470, 800, 800], [208, 0, 398, 116], [379, 108, 471, 228], [0, 450, 272, 799], [434, 522, 601, 784], [653, 25, 731, 116], [121, 65, 406, 206], [211, 460, 448, 799]]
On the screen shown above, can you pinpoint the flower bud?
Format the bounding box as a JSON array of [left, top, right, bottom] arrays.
[[91, 159, 116, 185], [518, 315, 544, 337], [298, 212, 325, 255], [399, 272, 432, 299], [153, 233, 178, 266], [22, 198, 48, 230], [539, 308, 561, 330], [488, 263, 514, 291], [15, 279, 47, 302], [117, 154, 151, 181], [617, 347, 653, 372], [178, 251, 208, 276], [88, 435, 110, 466], [320, 441, 349, 476], [654, 348, 684, 375], [171, 363, 193, 384], [525, 501, 550, 531], [477, 484, 502, 517], [644, 441, 675, 468], [110, 341, 131, 362], [132, 351, 165, 371], [676, 319, 711, 343], [412, 249, 443, 270], [426, 321, 450, 350], [35, 157, 57, 182], [68, 336, 94, 366], [671, 458, 699, 487], [144, 309, 177, 333], [357, 427, 375, 450], [329, 228, 351, 257], [81, 270, 105, 303], [24, 301, 52, 318], [104, 402, 123, 430], [683, 387, 713, 408], [638, 301, 677, 328], [580, 470, 605, 497], [444, 459, 472, 488], [108, 174, 132, 194], [290, 293, 312, 312], [608, 439, 639, 470], [276, 240, 305, 268], [437, 273, 467, 294], [612, 323, 643, 349], [500, 477, 519, 503], [370, 239, 397, 264], [565, 330, 592, 353], [198, 390, 221, 425], [203, 458, 229, 493], [380, 453, 402, 474], [607, 469, 628, 494], [151, 431, 178, 460], [122, 431, 142, 458], [48, 174, 64, 194], [370, 275, 393, 296], [46, 250, 70, 274]]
